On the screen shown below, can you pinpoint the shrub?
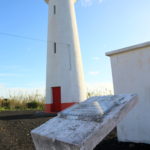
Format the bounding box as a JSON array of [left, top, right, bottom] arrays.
[[26, 101, 38, 109], [2, 99, 10, 109], [0, 91, 45, 111]]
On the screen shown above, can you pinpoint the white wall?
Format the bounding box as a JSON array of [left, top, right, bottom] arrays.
[[46, 0, 86, 104], [107, 42, 150, 144]]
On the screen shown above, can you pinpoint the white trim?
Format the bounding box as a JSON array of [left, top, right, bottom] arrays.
[[106, 41, 150, 56]]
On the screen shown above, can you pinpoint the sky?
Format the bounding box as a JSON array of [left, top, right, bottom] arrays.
[[0, 0, 150, 97]]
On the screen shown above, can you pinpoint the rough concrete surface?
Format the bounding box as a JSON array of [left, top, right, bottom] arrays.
[[31, 94, 138, 150]]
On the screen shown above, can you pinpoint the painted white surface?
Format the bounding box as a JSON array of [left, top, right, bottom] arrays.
[[45, 0, 86, 104], [31, 94, 137, 150], [107, 42, 150, 144], [106, 41, 150, 57]]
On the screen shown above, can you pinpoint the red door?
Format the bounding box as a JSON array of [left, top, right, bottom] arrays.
[[52, 87, 61, 112]]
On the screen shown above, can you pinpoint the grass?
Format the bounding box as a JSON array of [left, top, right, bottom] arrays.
[[0, 92, 45, 111], [0, 88, 113, 111], [87, 88, 113, 98]]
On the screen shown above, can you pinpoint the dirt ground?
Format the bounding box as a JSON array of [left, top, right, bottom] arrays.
[[0, 111, 150, 150]]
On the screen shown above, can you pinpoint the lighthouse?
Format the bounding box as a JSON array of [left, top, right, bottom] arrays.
[[44, 0, 86, 113]]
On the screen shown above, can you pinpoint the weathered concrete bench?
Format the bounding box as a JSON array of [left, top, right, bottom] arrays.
[[31, 94, 138, 150]]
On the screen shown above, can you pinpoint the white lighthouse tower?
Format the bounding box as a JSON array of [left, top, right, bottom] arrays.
[[44, 0, 86, 113]]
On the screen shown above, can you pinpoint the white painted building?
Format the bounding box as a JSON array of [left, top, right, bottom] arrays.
[[106, 41, 150, 144], [44, 0, 86, 113]]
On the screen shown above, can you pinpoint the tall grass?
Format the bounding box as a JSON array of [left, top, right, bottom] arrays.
[[0, 91, 45, 111], [87, 88, 113, 98], [0, 88, 113, 111]]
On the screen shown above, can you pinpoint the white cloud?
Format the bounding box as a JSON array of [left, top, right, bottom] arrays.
[[81, 0, 103, 7], [98, 0, 103, 3], [92, 57, 100, 61], [0, 65, 31, 72], [87, 82, 113, 89], [0, 73, 22, 77], [89, 71, 100, 75], [8, 88, 45, 97], [0, 84, 5, 88], [0, 87, 45, 99], [0, 81, 46, 98], [24, 82, 45, 88], [81, 0, 92, 7], [86, 82, 114, 95], [0, 65, 19, 70]]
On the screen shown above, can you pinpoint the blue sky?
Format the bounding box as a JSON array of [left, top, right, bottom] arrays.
[[0, 0, 150, 96]]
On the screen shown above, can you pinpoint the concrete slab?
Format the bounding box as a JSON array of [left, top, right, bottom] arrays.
[[31, 94, 138, 150]]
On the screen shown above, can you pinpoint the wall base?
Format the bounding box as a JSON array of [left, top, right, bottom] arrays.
[[44, 102, 77, 113]]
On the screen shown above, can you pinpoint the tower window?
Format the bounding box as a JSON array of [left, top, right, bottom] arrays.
[[54, 42, 56, 53], [54, 5, 56, 14]]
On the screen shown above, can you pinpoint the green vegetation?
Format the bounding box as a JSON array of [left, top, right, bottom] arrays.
[[0, 92, 45, 111], [0, 88, 113, 111]]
